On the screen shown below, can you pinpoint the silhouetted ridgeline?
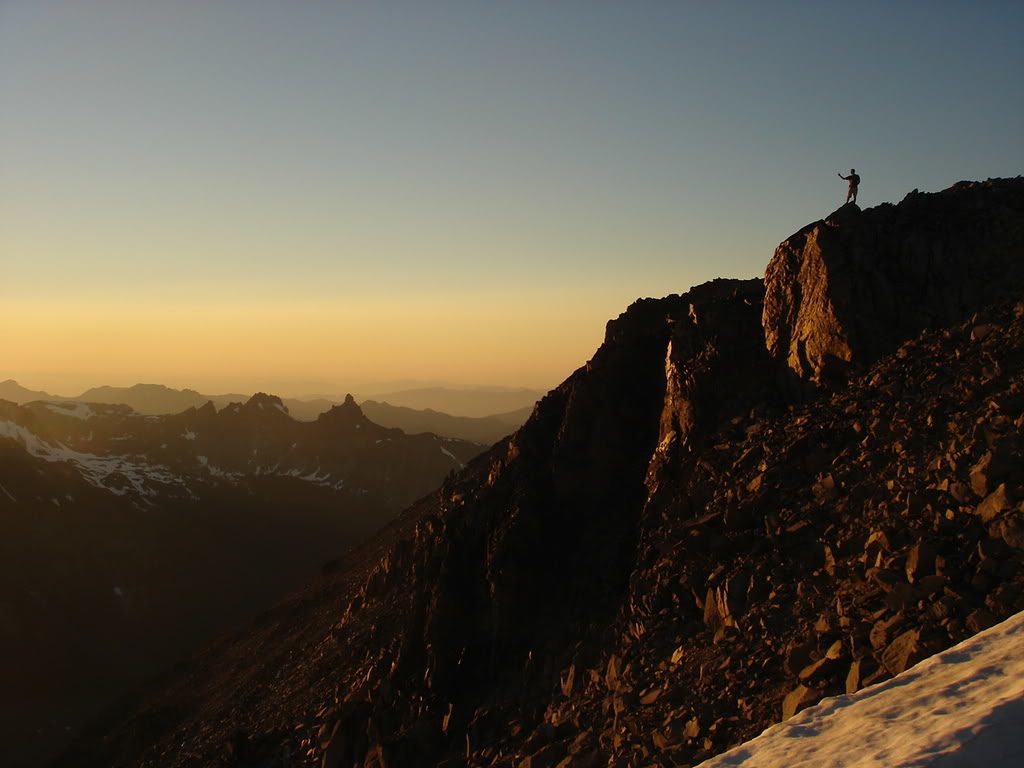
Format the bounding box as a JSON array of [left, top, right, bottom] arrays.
[[60, 178, 1024, 768]]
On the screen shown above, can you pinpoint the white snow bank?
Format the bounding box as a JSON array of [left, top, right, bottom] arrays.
[[697, 610, 1024, 768]]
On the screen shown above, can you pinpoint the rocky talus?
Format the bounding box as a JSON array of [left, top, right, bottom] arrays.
[[59, 178, 1024, 768]]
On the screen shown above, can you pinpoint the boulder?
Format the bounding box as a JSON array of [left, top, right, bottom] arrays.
[[782, 685, 822, 720], [975, 484, 1012, 523], [880, 629, 922, 675]]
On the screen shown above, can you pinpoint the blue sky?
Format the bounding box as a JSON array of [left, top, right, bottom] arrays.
[[1, 1, 1021, 394]]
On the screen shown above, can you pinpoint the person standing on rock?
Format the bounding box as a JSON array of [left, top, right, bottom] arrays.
[[838, 168, 860, 204]]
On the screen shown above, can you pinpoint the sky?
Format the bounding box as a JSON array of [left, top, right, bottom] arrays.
[[2, 1, 1022, 397]]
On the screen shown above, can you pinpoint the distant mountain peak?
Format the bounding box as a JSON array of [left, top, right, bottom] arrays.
[[317, 393, 373, 430], [0, 379, 56, 404], [242, 392, 289, 415]]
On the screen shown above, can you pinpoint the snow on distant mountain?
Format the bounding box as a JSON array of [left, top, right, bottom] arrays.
[[0, 417, 186, 499], [697, 609, 1024, 768]]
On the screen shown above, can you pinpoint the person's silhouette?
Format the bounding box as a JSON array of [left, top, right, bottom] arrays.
[[838, 168, 860, 204]]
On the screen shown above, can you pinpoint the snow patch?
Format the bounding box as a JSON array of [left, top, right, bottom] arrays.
[[697, 610, 1024, 768], [279, 465, 342, 488], [182, 430, 197, 441], [439, 445, 464, 468], [44, 402, 94, 420], [0, 483, 15, 502]]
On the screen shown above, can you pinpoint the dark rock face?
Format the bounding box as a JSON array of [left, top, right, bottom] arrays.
[[59, 179, 1024, 768], [764, 178, 1024, 389], [647, 279, 779, 518], [656, 279, 774, 453]]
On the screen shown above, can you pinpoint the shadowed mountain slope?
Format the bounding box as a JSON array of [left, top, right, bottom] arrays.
[[0, 395, 482, 768], [59, 178, 1024, 768]]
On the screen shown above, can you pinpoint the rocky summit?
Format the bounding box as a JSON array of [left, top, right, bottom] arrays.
[[60, 178, 1024, 768]]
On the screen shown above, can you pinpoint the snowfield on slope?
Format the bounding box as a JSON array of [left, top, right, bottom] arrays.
[[0, 419, 184, 497], [697, 610, 1024, 767]]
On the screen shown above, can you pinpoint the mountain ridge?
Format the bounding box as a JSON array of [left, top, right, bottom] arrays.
[[57, 177, 1024, 768], [0, 381, 536, 442]]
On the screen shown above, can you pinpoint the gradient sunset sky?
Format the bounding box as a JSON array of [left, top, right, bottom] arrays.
[[2, 1, 1022, 397]]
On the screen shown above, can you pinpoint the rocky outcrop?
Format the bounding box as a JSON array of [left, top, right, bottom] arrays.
[[655, 279, 774, 454], [58, 179, 1024, 768], [646, 279, 779, 517], [764, 178, 1024, 389]]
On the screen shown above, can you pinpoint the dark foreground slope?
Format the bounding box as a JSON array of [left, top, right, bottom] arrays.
[[0, 395, 480, 768], [61, 178, 1024, 768]]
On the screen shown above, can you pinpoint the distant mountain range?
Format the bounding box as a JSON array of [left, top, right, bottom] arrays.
[[361, 386, 546, 418], [0, 392, 484, 767], [0, 380, 54, 404], [0, 380, 538, 443], [360, 400, 532, 445]]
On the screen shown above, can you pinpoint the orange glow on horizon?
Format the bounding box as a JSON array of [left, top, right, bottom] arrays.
[[1, 291, 621, 396]]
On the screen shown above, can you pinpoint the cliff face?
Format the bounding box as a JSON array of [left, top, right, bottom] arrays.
[[764, 178, 1024, 388], [62, 178, 1024, 768]]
